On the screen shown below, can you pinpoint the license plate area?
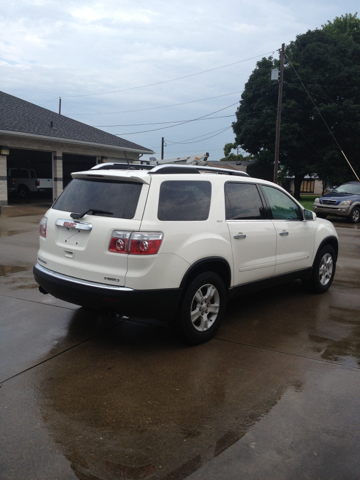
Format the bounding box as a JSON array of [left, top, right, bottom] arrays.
[[55, 219, 92, 247]]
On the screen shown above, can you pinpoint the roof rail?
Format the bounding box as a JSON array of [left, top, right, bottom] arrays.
[[91, 162, 249, 177], [149, 164, 249, 177], [92, 163, 153, 171], [149, 165, 200, 175]]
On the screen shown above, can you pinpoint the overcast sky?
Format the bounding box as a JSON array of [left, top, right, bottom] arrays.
[[1, 0, 359, 160]]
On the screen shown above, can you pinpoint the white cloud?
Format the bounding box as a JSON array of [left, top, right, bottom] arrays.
[[70, 5, 154, 24], [1, 0, 359, 157]]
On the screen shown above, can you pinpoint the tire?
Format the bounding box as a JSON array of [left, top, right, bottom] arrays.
[[348, 207, 360, 224], [303, 245, 336, 294], [316, 213, 327, 219], [18, 185, 30, 199], [174, 272, 226, 345]]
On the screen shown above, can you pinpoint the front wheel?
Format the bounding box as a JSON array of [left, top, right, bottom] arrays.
[[303, 245, 336, 294], [348, 207, 360, 223], [174, 272, 226, 345]]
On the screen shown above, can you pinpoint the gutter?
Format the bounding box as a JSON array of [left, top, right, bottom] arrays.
[[0, 130, 154, 155]]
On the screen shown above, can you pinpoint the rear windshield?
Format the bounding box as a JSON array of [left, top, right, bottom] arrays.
[[53, 179, 142, 219], [158, 180, 211, 221]]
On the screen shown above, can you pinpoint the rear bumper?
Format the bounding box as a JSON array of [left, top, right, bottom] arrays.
[[33, 263, 182, 321]]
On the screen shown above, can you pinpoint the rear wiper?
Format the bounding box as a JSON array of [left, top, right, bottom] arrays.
[[70, 209, 113, 219]]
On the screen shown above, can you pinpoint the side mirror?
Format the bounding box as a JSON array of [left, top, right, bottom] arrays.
[[304, 209, 315, 221]]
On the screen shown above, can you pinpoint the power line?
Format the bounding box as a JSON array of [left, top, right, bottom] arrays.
[[63, 51, 276, 99], [38, 97, 60, 107], [94, 114, 234, 128], [69, 90, 243, 117], [113, 102, 239, 136], [288, 60, 360, 181], [167, 126, 232, 145]]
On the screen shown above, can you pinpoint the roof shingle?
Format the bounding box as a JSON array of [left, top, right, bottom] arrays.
[[0, 91, 152, 153]]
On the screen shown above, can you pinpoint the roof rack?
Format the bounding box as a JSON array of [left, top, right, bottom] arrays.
[[92, 163, 154, 171], [149, 164, 249, 177], [91, 162, 249, 177], [149, 165, 200, 175]]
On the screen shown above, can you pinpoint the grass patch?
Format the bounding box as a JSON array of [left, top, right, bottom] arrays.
[[299, 195, 318, 211]]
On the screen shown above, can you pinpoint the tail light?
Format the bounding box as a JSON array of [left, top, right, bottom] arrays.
[[109, 231, 131, 253], [129, 232, 163, 255], [39, 217, 48, 238], [109, 231, 163, 255]]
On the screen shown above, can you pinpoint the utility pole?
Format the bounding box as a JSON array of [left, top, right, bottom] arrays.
[[273, 43, 285, 184], [161, 137, 165, 160]]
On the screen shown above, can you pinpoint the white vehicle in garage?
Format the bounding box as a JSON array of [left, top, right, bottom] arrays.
[[34, 163, 339, 344], [7, 168, 52, 198]]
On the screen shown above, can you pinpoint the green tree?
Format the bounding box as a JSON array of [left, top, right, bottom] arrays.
[[322, 13, 360, 44], [232, 25, 360, 199], [223, 142, 236, 157], [221, 142, 247, 162]]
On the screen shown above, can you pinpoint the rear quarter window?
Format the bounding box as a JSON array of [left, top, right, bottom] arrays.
[[158, 180, 211, 221], [53, 179, 142, 219], [225, 182, 266, 220]]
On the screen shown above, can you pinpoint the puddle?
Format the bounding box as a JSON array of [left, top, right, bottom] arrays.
[[13, 283, 38, 290], [0, 265, 29, 276], [0, 230, 27, 238], [5, 276, 39, 289]]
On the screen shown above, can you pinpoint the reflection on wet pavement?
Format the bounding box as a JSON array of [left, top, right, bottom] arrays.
[[36, 317, 304, 480], [1, 206, 360, 479], [309, 304, 360, 366], [0, 265, 29, 276], [0, 230, 28, 238], [0, 265, 39, 290]]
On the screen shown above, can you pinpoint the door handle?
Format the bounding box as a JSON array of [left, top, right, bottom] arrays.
[[279, 230, 289, 236], [234, 233, 246, 239]]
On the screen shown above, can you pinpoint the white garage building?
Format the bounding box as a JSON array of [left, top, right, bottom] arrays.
[[0, 91, 153, 205]]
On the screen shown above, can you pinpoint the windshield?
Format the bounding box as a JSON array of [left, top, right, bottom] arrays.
[[332, 183, 360, 195], [53, 179, 142, 219]]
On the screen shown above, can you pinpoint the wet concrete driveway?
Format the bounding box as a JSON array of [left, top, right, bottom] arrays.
[[0, 205, 359, 479]]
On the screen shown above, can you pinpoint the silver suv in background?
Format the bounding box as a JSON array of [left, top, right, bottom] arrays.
[[34, 163, 339, 344], [313, 181, 360, 223]]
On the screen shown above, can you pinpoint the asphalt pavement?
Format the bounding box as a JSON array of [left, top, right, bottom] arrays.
[[0, 204, 359, 480]]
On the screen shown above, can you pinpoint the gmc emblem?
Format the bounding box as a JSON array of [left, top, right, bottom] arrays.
[[64, 221, 77, 228]]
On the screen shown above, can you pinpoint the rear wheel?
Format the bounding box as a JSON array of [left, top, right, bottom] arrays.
[[18, 185, 30, 199], [348, 207, 360, 223], [174, 272, 226, 345], [303, 245, 336, 294]]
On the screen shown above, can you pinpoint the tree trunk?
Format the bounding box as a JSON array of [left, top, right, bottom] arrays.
[[322, 179, 327, 196], [293, 174, 304, 200]]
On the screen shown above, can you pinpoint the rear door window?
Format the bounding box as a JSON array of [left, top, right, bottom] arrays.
[[225, 183, 266, 220], [53, 179, 142, 219], [158, 181, 211, 221]]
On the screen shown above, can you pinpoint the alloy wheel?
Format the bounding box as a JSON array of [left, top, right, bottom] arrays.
[[319, 253, 333, 286], [190, 283, 220, 332]]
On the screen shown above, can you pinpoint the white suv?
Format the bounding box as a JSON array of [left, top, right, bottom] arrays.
[[34, 163, 338, 344]]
